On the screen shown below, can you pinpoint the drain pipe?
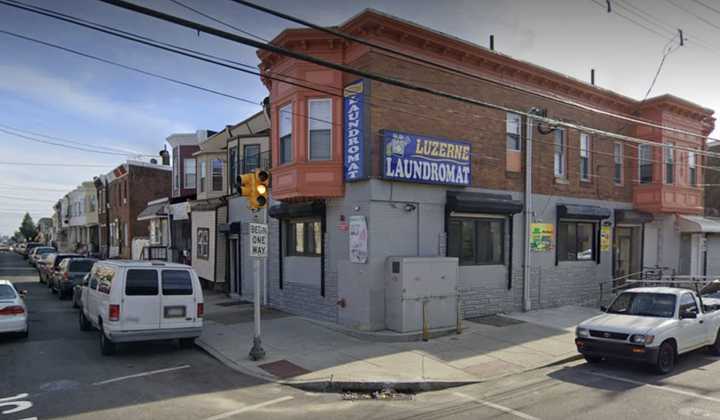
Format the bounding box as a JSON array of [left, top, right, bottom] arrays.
[[523, 112, 535, 312]]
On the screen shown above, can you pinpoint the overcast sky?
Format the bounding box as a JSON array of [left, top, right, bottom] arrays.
[[0, 0, 718, 235]]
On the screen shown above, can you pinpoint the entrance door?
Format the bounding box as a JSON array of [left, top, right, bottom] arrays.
[[614, 226, 642, 281]]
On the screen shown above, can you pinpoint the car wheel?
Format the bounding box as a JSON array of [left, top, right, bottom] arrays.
[[584, 355, 603, 364], [20, 325, 29, 339], [100, 330, 116, 356], [179, 338, 195, 349], [655, 342, 676, 374], [711, 330, 720, 356], [79, 310, 91, 331]]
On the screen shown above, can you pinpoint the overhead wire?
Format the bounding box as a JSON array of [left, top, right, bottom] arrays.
[[0, 126, 151, 157]]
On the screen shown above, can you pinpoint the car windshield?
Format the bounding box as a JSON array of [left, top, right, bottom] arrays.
[[69, 260, 96, 272], [36, 248, 55, 255], [0, 284, 17, 300], [607, 292, 676, 318]]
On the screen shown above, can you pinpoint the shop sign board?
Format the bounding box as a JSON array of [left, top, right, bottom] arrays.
[[343, 80, 369, 182], [530, 223, 554, 252], [381, 130, 471, 186]]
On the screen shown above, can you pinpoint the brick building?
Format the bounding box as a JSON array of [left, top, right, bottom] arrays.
[[99, 161, 171, 259], [257, 10, 716, 330]]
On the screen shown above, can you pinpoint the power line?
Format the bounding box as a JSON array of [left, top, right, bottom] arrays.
[[0, 161, 111, 168], [590, 0, 675, 38], [0, 126, 150, 157], [0, 183, 74, 192], [690, 0, 720, 16], [665, 0, 720, 32], [226, 0, 716, 145], [0, 194, 60, 203], [168, 0, 270, 42], [93, 0, 720, 160]]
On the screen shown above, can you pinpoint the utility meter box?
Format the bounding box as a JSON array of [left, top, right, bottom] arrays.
[[385, 257, 459, 333]]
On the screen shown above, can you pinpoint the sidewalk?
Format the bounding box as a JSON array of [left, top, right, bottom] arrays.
[[197, 292, 600, 392]]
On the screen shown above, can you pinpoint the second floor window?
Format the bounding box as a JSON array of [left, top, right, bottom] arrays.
[[580, 133, 590, 181], [308, 98, 332, 160], [279, 103, 292, 164], [212, 159, 223, 191], [689, 151, 697, 187], [506, 112, 521, 151], [664, 144, 674, 184], [613, 143, 623, 184], [639, 144, 653, 184], [243, 144, 260, 173], [229, 146, 237, 193], [199, 160, 207, 193], [184, 158, 196, 189], [554, 129, 566, 178]]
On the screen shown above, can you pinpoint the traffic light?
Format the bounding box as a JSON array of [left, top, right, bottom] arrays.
[[237, 169, 270, 209]]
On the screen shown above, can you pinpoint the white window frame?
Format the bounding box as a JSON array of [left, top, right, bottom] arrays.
[[639, 144, 653, 184], [199, 160, 207, 193], [307, 98, 333, 161], [183, 158, 196, 190], [613, 142, 623, 185], [279, 103, 293, 164], [580, 133, 591, 181], [506, 112, 521, 151], [211, 159, 224, 192], [554, 129, 566, 178]]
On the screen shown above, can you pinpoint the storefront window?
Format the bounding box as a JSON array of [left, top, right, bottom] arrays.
[[286, 219, 322, 257], [558, 221, 595, 261], [447, 217, 504, 265]]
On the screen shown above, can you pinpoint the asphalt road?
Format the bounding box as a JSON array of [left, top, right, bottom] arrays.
[[4, 249, 720, 419]]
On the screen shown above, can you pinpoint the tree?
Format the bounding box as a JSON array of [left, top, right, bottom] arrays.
[[17, 213, 38, 241]]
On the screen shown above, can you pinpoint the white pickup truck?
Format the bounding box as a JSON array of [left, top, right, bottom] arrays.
[[575, 286, 720, 374]]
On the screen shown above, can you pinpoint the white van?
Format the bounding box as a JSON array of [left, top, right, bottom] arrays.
[[79, 260, 204, 355]]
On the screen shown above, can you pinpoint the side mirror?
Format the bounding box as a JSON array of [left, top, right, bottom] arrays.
[[20, 290, 28, 297], [600, 306, 607, 312], [681, 311, 698, 319]]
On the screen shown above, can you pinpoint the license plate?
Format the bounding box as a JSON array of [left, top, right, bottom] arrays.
[[164, 306, 186, 318]]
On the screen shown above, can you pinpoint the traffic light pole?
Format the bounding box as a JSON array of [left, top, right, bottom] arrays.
[[249, 211, 266, 361]]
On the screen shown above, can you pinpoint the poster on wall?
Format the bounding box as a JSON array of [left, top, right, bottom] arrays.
[[530, 223, 554, 252], [349, 215, 368, 264], [600, 226, 611, 252], [381, 130, 471, 186]]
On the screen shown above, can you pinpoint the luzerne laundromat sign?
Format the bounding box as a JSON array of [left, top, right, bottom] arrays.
[[343, 79, 368, 182], [381, 130, 471, 186]]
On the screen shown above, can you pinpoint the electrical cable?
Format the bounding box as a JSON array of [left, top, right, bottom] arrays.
[[0, 161, 112, 167], [0, 127, 150, 157], [225, 0, 716, 144]]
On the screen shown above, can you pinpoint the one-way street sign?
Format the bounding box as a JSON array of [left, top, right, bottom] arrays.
[[249, 223, 268, 258]]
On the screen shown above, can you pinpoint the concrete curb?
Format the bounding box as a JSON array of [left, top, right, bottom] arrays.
[[195, 338, 276, 383], [298, 316, 464, 343], [280, 379, 481, 393]]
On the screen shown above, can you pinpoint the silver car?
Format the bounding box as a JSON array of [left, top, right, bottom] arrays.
[[0, 280, 28, 338]]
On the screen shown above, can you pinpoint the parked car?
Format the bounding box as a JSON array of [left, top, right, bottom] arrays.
[[575, 287, 720, 374], [15, 243, 26, 256], [0, 243, 10, 252], [29, 246, 56, 267], [53, 257, 97, 300], [23, 242, 43, 260], [0, 280, 28, 338], [44, 253, 82, 290], [73, 274, 90, 309], [80, 260, 204, 355], [37, 253, 56, 284]]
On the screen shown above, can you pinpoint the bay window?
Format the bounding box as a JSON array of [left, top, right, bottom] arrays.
[[279, 103, 292, 164], [184, 158, 196, 189], [664, 144, 674, 184], [212, 159, 223, 192], [308, 98, 332, 160], [639, 144, 653, 184], [688, 151, 697, 187]]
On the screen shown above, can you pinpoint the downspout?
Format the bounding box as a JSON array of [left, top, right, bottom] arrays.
[[523, 115, 533, 311]]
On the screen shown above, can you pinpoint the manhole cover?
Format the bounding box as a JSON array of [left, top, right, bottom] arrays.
[[466, 315, 526, 327], [258, 360, 309, 379]]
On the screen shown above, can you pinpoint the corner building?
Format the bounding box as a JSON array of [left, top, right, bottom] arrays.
[[259, 10, 716, 330]]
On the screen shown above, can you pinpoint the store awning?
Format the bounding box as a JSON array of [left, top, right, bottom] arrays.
[[446, 191, 523, 215], [678, 215, 720, 233], [614, 209, 653, 225], [269, 201, 325, 219], [137, 202, 167, 221], [557, 204, 611, 220]]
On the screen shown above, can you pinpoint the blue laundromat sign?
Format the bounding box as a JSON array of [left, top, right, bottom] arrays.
[[343, 80, 368, 182], [381, 130, 471, 186]]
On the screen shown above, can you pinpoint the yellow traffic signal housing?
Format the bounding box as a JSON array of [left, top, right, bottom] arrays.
[[237, 170, 270, 209]]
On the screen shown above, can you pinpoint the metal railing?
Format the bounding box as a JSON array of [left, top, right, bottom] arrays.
[[141, 245, 168, 261], [599, 266, 720, 306]]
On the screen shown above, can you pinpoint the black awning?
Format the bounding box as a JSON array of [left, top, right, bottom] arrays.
[[269, 201, 325, 219], [557, 204, 611, 220], [446, 191, 523, 215], [614, 209, 653, 224], [218, 222, 242, 234]]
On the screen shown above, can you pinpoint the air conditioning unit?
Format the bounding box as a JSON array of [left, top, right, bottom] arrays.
[[385, 257, 458, 333]]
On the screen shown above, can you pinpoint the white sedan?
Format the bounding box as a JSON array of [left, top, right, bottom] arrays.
[[0, 280, 28, 338]]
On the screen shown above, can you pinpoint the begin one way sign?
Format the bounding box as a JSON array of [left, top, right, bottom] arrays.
[[249, 223, 268, 258]]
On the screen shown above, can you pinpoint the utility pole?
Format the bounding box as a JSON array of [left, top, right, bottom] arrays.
[[523, 109, 537, 312], [248, 215, 267, 361]]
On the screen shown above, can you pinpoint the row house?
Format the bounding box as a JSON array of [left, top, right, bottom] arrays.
[[96, 160, 171, 259], [56, 181, 98, 254], [255, 10, 716, 330]]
